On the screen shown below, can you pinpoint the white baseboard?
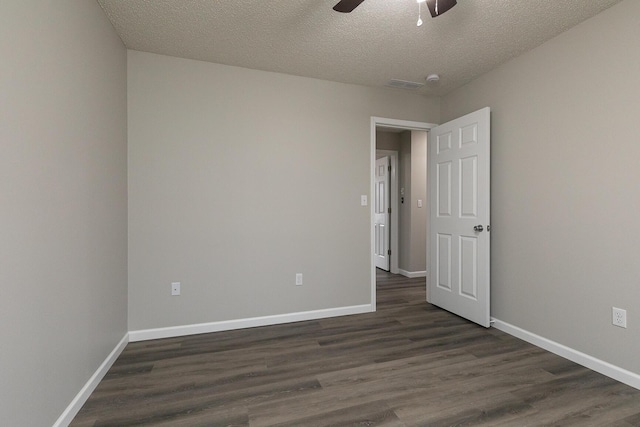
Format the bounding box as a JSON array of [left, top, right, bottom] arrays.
[[491, 318, 640, 390], [53, 333, 129, 427], [398, 269, 427, 278], [129, 304, 373, 342]]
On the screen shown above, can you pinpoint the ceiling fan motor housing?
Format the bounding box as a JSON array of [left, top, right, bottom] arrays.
[[334, 0, 457, 17], [426, 0, 457, 17]]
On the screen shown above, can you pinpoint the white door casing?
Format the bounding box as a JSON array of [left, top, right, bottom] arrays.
[[374, 156, 390, 271], [428, 107, 491, 327]]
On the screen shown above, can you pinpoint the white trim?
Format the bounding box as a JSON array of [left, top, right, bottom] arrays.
[[129, 304, 372, 342], [371, 117, 436, 312], [398, 269, 427, 278], [492, 318, 640, 391], [375, 149, 399, 274], [53, 333, 129, 427], [372, 117, 435, 131]]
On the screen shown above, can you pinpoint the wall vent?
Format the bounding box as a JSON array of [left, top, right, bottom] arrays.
[[386, 79, 424, 90]]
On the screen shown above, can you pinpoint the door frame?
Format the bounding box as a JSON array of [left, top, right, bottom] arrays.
[[370, 117, 436, 311]]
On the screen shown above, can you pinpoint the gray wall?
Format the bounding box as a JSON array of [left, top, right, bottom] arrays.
[[409, 131, 427, 272], [128, 51, 440, 330], [375, 130, 401, 152], [399, 131, 412, 272], [397, 131, 428, 274], [0, 2, 128, 426], [441, 0, 640, 373]]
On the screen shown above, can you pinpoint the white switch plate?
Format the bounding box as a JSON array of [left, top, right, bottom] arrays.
[[295, 273, 303, 286], [360, 195, 368, 206], [417, 199, 423, 208], [171, 282, 181, 296]]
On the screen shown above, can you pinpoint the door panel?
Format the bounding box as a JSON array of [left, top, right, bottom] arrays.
[[428, 107, 490, 327], [460, 156, 478, 218], [459, 235, 478, 299], [436, 233, 452, 291], [437, 161, 452, 217]]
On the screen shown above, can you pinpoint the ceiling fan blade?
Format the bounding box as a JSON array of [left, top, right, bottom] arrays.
[[426, 0, 457, 18], [333, 0, 365, 13]]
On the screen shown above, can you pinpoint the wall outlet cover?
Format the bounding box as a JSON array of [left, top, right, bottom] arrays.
[[612, 307, 627, 328]]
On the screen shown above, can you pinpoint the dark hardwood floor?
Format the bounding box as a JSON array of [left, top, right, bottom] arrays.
[[71, 270, 640, 426]]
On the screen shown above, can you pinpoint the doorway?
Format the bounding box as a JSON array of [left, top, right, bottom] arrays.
[[370, 117, 435, 311]]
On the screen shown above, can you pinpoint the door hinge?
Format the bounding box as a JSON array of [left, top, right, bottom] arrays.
[[387, 249, 391, 256], [487, 225, 491, 232], [388, 207, 391, 214], [388, 165, 391, 172]]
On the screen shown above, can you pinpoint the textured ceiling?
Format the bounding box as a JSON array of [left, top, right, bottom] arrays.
[[97, 0, 622, 96]]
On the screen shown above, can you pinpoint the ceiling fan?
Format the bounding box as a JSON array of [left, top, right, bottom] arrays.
[[333, 0, 457, 17]]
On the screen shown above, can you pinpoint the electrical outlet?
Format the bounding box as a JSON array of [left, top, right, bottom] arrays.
[[295, 273, 303, 286], [171, 282, 181, 296], [612, 307, 627, 328]]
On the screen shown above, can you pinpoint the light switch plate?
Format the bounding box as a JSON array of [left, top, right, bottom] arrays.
[[171, 282, 181, 296]]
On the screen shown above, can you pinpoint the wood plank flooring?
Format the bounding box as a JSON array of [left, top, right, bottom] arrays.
[[71, 271, 640, 426]]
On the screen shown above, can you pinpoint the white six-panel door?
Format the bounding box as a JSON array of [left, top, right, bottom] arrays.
[[428, 108, 490, 327], [374, 156, 390, 271]]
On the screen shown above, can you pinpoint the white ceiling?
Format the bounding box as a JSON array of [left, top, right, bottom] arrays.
[[97, 0, 621, 96]]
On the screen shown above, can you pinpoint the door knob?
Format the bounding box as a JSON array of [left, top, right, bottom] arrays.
[[473, 225, 484, 232]]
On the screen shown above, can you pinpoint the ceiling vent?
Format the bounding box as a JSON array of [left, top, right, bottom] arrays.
[[386, 79, 424, 90]]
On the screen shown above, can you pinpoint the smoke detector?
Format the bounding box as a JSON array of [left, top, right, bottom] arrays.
[[426, 74, 440, 83]]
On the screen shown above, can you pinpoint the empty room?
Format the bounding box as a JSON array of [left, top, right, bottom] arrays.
[[2, 1, 640, 426]]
